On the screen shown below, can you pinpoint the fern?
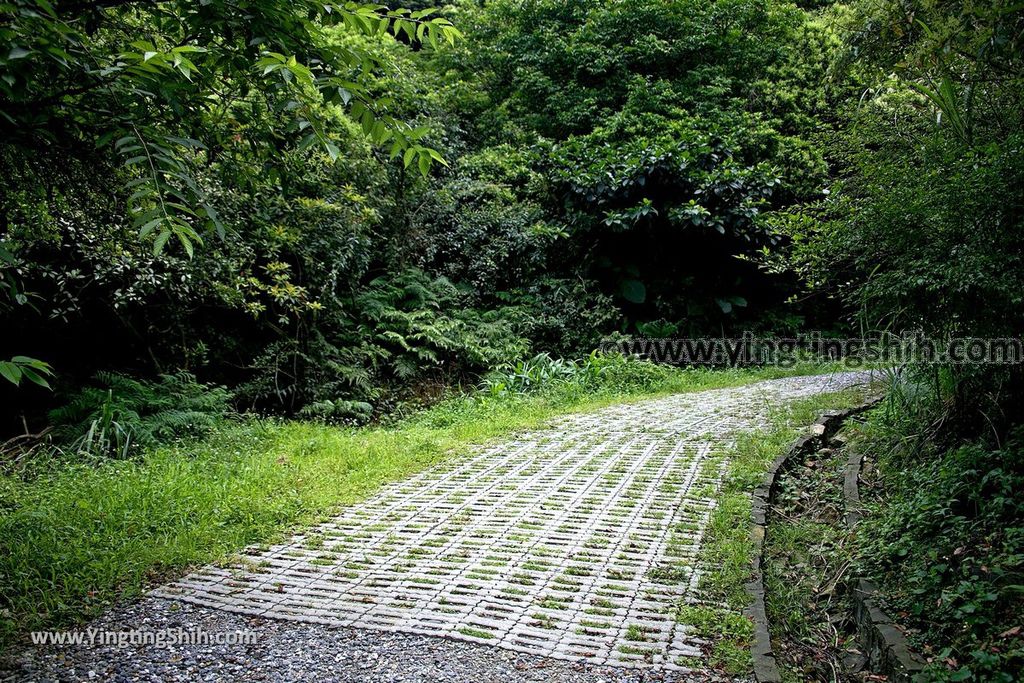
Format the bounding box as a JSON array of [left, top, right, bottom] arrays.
[[482, 352, 673, 397], [237, 269, 528, 413], [297, 399, 373, 425], [49, 371, 233, 457]]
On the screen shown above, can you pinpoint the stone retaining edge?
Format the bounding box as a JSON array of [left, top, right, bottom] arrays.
[[746, 400, 880, 683], [844, 433, 929, 682]]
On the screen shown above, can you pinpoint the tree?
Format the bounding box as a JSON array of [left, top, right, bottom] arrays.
[[0, 0, 459, 256], [431, 0, 833, 334], [0, 0, 463, 389]]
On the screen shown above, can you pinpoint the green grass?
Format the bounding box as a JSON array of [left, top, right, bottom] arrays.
[[678, 605, 756, 672], [624, 623, 649, 641], [760, 430, 856, 683], [0, 362, 841, 646], [699, 387, 869, 607], [764, 519, 842, 640], [675, 384, 873, 675], [456, 626, 494, 640]]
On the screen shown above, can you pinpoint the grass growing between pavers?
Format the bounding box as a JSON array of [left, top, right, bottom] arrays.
[[674, 384, 874, 675], [0, 363, 839, 647]]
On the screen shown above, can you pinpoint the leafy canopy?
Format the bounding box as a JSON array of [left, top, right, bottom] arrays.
[[0, 0, 460, 255]]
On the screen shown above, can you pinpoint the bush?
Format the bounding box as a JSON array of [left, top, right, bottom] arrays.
[[49, 372, 233, 457], [585, 351, 679, 393], [481, 351, 676, 397], [297, 399, 374, 425], [236, 268, 530, 412], [857, 419, 1024, 681]]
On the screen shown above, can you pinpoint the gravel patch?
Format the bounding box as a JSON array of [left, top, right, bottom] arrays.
[[1, 597, 721, 682]]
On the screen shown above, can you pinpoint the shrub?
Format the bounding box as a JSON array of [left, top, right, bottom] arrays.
[[49, 372, 233, 457], [237, 268, 530, 413], [297, 399, 374, 425], [481, 351, 676, 397], [857, 421, 1024, 681]]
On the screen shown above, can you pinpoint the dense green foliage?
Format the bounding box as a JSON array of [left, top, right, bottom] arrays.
[[2, 0, 847, 429], [782, 1, 1024, 339], [2, 0, 1023, 677], [864, 439, 1024, 680], [851, 383, 1024, 681], [49, 371, 233, 457], [774, 2, 1024, 678], [1, 0, 457, 248], [440, 0, 840, 333]]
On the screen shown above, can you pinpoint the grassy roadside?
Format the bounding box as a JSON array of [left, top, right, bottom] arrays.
[[673, 384, 873, 675], [0, 361, 838, 648], [849, 394, 1024, 681]]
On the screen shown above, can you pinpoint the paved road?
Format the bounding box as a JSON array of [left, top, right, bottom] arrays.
[[4, 372, 872, 682]]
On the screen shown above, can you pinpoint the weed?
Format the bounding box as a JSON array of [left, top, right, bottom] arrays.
[[457, 627, 494, 640]]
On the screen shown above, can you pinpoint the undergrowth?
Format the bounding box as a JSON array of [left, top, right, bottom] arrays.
[[763, 430, 862, 682], [852, 387, 1024, 682], [47, 371, 234, 459]]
